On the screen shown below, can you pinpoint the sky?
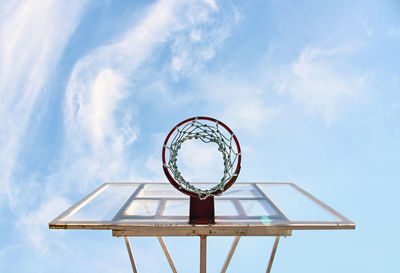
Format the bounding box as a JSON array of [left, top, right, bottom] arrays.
[[0, 0, 399, 272]]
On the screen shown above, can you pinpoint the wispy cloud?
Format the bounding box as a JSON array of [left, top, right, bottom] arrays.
[[0, 0, 244, 262], [168, 1, 240, 80], [63, 0, 186, 190], [62, 0, 239, 190], [193, 74, 280, 134], [17, 196, 70, 251], [0, 0, 89, 206], [273, 46, 369, 123]]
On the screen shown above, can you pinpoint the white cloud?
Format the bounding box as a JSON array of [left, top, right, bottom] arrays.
[[63, 0, 186, 190], [274, 46, 369, 123], [62, 0, 240, 191], [185, 44, 368, 137], [223, 99, 279, 132], [198, 76, 280, 134], [0, 0, 89, 205], [0, 0, 242, 258], [17, 196, 71, 252], [203, 0, 218, 11], [142, 133, 172, 181], [168, 1, 240, 79], [75, 69, 130, 151]]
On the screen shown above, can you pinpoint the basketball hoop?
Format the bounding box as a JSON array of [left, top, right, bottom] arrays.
[[162, 116, 241, 200], [162, 116, 241, 224]]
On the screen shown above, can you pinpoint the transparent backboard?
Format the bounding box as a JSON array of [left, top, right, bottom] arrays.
[[49, 183, 355, 237]]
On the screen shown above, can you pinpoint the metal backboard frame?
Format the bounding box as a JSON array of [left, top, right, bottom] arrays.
[[49, 182, 355, 236]]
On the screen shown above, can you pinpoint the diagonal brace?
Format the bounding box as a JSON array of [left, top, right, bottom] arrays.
[[220, 236, 241, 273], [124, 237, 138, 273], [158, 236, 178, 273], [266, 236, 280, 273]]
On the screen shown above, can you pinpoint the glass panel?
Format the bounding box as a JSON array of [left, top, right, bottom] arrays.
[[164, 200, 189, 216], [215, 218, 264, 223], [64, 184, 139, 221], [215, 200, 238, 216], [137, 183, 183, 198], [118, 218, 188, 223], [240, 200, 277, 216], [258, 184, 339, 221], [125, 200, 159, 216], [218, 184, 262, 198]]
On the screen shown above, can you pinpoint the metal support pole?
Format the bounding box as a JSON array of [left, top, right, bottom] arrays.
[[266, 236, 280, 273], [220, 236, 241, 273], [158, 236, 178, 273], [124, 237, 138, 273], [200, 235, 207, 273]]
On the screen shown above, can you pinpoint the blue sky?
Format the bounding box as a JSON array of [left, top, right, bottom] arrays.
[[0, 0, 399, 272]]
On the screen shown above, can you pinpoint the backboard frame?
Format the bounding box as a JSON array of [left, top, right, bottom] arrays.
[[49, 182, 355, 237]]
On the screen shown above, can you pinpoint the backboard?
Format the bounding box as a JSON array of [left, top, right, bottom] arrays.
[[49, 182, 355, 237]]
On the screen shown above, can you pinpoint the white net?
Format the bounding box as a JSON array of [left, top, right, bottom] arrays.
[[163, 118, 240, 199]]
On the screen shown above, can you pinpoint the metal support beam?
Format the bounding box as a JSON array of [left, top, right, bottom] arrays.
[[124, 237, 138, 273], [200, 236, 207, 273], [266, 236, 280, 273], [122, 234, 281, 273], [220, 236, 241, 273], [158, 236, 177, 273]]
